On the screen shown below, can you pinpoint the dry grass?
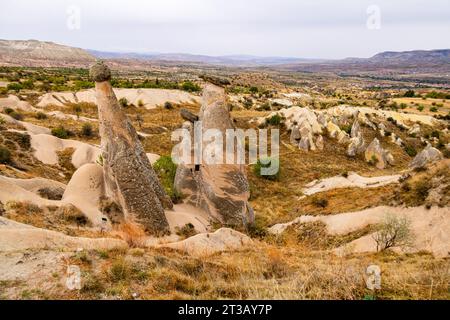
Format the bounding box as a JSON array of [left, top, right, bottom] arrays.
[[19, 244, 448, 300], [3, 201, 103, 238], [113, 221, 147, 248]]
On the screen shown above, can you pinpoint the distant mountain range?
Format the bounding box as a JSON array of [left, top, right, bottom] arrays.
[[87, 50, 315, 66], [0, 39, 448, 72]]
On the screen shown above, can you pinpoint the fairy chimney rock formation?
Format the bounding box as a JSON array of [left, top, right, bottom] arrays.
[[90, 62, 172, 235], [174, 81, 254, 226]]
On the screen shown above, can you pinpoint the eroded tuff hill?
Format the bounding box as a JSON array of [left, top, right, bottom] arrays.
[[0, 39, 95, 67]]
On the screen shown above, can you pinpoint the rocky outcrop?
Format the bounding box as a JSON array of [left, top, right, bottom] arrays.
[[303, 172, 401, 196], [347, 134, 365, 157], [180, 108, 199, 123], [326, 121, 349, 144], [298, 122, 316, 151], [90, 62, 172, 235], [174, 83, 254, 226], [315, 135, 324, 150], [158, 228, 252, 256], [408, 124, 421, 136], [365, 138, 394, 169], [409, 144, 444, 169], [290, 123, 301, 145], [347, 119, 365, 157]]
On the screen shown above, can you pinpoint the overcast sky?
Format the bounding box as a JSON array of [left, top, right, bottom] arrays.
[[1, 0, 449, 59]]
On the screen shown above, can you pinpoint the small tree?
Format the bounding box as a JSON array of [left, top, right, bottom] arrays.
[[51, 126, 69, 139], [265, 114, 282, 126], [373, 214, 414, 252]]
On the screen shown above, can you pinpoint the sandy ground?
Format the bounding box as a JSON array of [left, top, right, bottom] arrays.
[[37, 88, 200, 109], [30, 133, 159, 169], [269, 206, 450, 257], [46, 110, 97, 122], [0, 175, 60, 207], [158, 228, 252, 256], [302, 172, 401, 196], [0, 216, 127, 252]]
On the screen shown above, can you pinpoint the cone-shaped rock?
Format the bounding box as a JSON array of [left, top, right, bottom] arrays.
[[90, 62, 172, 235], [174, 83, 254, 226]]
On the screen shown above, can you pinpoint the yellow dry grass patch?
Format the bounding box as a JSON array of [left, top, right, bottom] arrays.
[[392, 97, 450, 116], [18, 244, 449, 300]]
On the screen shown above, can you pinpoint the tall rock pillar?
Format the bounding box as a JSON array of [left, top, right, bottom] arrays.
[[90, 62, 172, 235]]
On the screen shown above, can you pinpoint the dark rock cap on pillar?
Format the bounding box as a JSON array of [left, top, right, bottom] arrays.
[[90, 61, 172, 235]]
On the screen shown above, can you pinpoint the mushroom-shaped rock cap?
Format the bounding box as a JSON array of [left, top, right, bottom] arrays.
[[89, 61, 111, 82]]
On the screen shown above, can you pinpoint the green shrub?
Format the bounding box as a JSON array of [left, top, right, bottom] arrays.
[[180, 81, 201, 92], [430, 106, 438, 112], [0, 116, 5, 125], [340, 124, 352, 135], [311, 197, 328, 208], [256, 103, 271, 111], [403, 90, 415, 97], [175, 223, 198, 239], [21, 79, 34, 89], [253, 157, 280, 181], [137, 99, 144, 107], [153, 156, 181, 202], [9, 111, 23, 121], [425, 91, 449, 99], [417, 105, 424, 112], [249, 86, 259, 94], [404, 145, 417, 157], [35, 112, 47, 120], [0, 146, 11, 164], [51, 126, 69, 139], [119, 97, 129, 108], [265, 114, 282, 126], [430, 130, 440, 139], [414, 180, 431, 201], [3, 108, 14, 115], [7, 83, 23, 92], [81, 123, 93, 137], [164, 101, 173, 110]]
